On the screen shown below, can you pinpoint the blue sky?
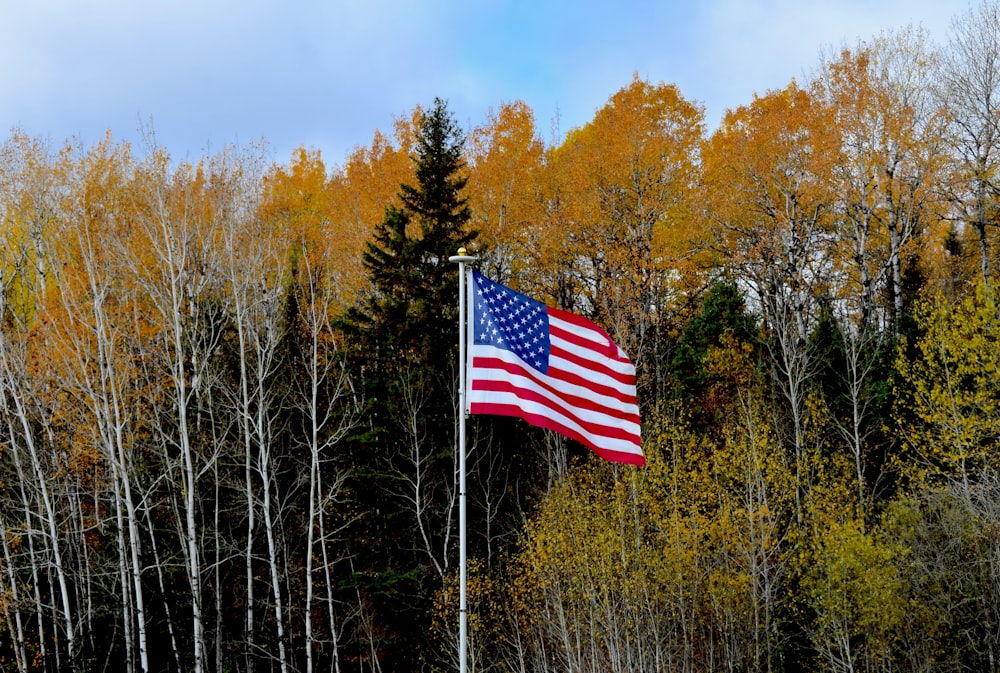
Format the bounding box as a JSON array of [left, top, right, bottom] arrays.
[[0, 0, 966, 167]]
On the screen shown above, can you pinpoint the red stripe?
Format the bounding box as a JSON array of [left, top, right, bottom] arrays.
[[472, 355, 639, 420], [547, 305, 617, 341], [548, 343, 637, 397], [470, 378, 641, 443], [549, 323, 634, 374], [548, 320, 624, 360], [470, 401, 645, 466]]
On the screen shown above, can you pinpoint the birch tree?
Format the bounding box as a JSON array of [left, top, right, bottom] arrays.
[[44, 137, 151, 673], [939, 0, 1000, 284], [124, 146, 231, 673], [220, 144, 293, 673], [0, 133, 79, 672], [536, 77, 704, 407], [286, 245, 361, 673], [819, 28, 947, 332]]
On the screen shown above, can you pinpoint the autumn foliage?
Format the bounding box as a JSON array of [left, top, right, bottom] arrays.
[[4, 9, 1000, 673]]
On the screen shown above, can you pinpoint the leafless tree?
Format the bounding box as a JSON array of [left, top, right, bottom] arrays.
[[940, 0, 1000, 284]]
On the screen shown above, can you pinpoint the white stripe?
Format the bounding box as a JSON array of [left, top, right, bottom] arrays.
[[548, 314, 634, 376], [472, 343, 639, 416], [548, 348, 638, 399], [470, 387, 642, 455], [470, 345, 640, 434]]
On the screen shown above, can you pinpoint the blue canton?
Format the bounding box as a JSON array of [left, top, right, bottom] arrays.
[[471, 271, 551, 374]]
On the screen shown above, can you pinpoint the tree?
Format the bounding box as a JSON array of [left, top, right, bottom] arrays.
[[326, 116, 420, 306], [818, 28, 947, 333], [341, 97, 477, 669], [803, 514, 907, 673], [220, 147, 293, 673], [939, 0, 1000, 284], [669, 278, 759, 426], [536, 76, 704, 409], [806, 304, 894, 511], [465, 100, 545, 282], [509, 386, 795, 673], [0, 131, 64, 313], [123, 144, 252, 673], [281, 246, 360, 673], [807, 30, 947, 513], [704, 82, 840, 521], [0, 132, 82, 673], [47, 136, 151, 673], [894, 281, 1000, 488]]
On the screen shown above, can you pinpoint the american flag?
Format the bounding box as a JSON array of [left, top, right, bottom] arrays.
[[466, 270, 643, 466]]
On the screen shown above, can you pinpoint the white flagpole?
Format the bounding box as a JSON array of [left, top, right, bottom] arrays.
[[448, 247, 476, 673]]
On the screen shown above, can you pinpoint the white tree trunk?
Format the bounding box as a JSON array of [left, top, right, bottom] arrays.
[[0, 338, 77, 669]]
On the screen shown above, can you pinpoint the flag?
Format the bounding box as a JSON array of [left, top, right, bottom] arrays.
[[466, 270, 643, 466]]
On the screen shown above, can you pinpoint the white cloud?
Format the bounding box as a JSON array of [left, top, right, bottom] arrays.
[[0, 0, 976, 162]]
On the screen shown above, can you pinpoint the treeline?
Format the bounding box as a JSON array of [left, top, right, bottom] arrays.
[[3, 4, 1000, 672]]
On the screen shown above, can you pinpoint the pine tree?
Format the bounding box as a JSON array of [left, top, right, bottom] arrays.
[[669, 279, 759, 427], [341, 97, 477, 670]]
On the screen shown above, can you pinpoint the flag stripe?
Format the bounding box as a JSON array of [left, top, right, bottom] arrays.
[[470, 381, 640, 446], [471, 400, 645, 465], [470, 351, 641, 430], [549, 315, 635, 375], [549, 311, 634, 370], [466, 269, 643, 466], [546, 347, 638, 407], [550, 342, 637, 395], [550, 335, 635, 384], [469, 368, 640, 447]]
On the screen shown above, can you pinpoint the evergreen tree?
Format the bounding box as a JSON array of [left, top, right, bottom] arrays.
[[341, 97, 477, 670], [669, 279, 759, 428]]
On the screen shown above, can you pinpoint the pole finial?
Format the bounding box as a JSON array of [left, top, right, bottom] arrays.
[[449, 248, 477, 263]]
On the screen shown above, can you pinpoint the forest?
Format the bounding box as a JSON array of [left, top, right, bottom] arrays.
[[4, 4, 1000, 673]]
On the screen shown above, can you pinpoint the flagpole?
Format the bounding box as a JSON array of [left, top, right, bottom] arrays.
[[449, 247, 476, 673]]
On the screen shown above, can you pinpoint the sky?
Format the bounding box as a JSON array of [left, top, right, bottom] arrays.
[[0, 0, 970, 168]]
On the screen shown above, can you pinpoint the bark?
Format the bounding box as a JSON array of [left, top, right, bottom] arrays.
[[0, 334, 77, 670]]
